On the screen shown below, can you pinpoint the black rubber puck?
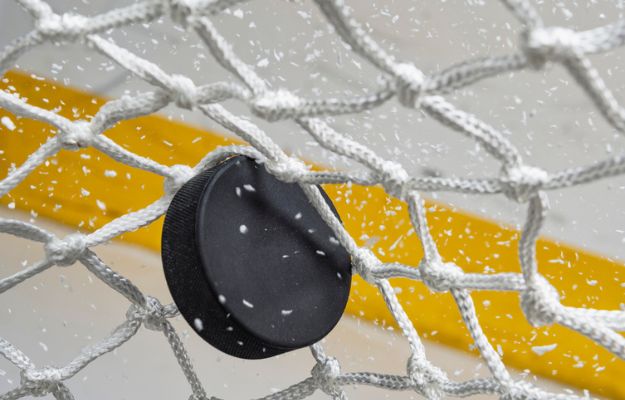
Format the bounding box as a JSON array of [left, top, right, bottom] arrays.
[[161, 155, 352, 359]]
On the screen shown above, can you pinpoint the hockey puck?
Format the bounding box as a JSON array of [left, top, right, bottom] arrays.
[[161, 155, 352, 359]]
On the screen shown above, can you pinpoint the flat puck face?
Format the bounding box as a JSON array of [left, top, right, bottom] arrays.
[[161, 155, 352, 359]]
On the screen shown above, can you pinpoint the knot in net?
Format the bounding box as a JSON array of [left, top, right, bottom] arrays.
[[164, 164, 195, 196], [251, 90, 304, 122], [36, 12, 89, 40], [393, 63, 426, 108], [44, 233, 87, 266], [522, 27, 581, 67], [500, 164, 549, 202], [419, 259, 463, 293], [263, 156, 310, 183], [407, 356, 447, 400], [169, 74, 201, 109], [378, 160, 411, 200], [311, 356, 344, 399], [58, 120, 95, 150], [20, 366, 63, 397], [520, 276, 561, 327], [127, 296, 175, 331], [351, 247, 381, 284], [167, 0, 203, 27]]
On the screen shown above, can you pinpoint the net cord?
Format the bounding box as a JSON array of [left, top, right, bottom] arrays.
[[1, 0, 625, 398]]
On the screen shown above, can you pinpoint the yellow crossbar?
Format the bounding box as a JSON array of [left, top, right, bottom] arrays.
[[1, 70, 624, 398]]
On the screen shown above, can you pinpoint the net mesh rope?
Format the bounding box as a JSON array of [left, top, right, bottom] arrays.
[[0, 0, 624, 398]]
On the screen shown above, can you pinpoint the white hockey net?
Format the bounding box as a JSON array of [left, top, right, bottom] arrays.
[[1, 0, 625, 399]]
